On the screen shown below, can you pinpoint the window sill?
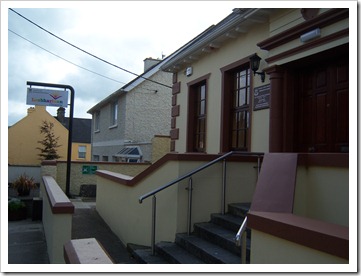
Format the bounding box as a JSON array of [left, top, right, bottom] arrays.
[[109, 124, 118, 129]]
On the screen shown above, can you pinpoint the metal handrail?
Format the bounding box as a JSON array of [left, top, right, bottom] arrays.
[[235, 216, 248, 264], [138, 151, 263, 255], [139, 151, 263, 203], [139, 151, 234, 203]]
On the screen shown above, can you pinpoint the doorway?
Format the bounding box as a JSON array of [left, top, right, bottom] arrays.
[[293, 47, 349, 153]]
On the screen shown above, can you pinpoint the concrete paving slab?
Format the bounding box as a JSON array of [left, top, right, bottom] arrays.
[[8, 219, 49, 264]]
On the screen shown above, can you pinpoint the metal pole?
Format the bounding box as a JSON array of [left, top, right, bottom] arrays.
[[26, 81, 74, 197], [221, 159, 227, 215], [257, 155, 261, 179], [187, 177, 193, 235], [151, 195, 156, 255], [241, 231, 247, 264]]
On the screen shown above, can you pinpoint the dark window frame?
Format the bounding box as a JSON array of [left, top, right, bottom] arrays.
[[186, 74, 211, 153], [220, 57, 253, 153]]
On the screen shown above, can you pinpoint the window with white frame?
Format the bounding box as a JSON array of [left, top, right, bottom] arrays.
[[78, 145, 87, 159], [110, 101, 118, 126], [94, 111, 100, 132]]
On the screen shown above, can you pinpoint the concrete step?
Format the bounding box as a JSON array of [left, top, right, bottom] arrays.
[[227, 202, 251, 217], [194, 222, 251, 257], [156, 241, 205, 264], [127, 244, 169, 264], [175, 233, 241, 264], [210, 213, 251, 239]]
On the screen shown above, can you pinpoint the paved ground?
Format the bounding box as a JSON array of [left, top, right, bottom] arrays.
[[8, 198, 136, 264], [8, 218, 49, 264], [71, 199, 136, 264]]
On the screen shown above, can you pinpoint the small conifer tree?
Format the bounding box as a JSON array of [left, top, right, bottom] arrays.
[[37, 120, 62, 160]]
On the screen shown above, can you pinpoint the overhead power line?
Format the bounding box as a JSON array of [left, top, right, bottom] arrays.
[[9, 28, 127, 85], [9, 8, 172, 89]]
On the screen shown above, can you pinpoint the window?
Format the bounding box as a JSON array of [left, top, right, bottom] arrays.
[[110, 101, 118, 126], [78, 145, 86, 159], [194, 83, 207, 152], [220, 58, 252, 152], [93, 155, 99, 161], [187, 76, 209, 152], [94, 111, 100, 132], [102, 156, 109, 162], [231, 68, 251, 150]]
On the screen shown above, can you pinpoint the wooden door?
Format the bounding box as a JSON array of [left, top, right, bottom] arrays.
[[295, 58, 349, 153]]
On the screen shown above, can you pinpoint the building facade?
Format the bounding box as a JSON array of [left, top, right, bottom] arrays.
[[161, 8, 349, 155], [88, 58, 173, 163], [8, 106, 92, 165]]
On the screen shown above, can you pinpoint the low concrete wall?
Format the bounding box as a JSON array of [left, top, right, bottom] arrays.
[[41, 175, 74, 264], [294, 166, 349, 226], [64, 238, 114, 264], [96, 154, 259, 247], [42, 161, 150, 196]]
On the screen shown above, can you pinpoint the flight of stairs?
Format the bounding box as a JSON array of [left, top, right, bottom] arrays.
[[128, 203, 251, 264]]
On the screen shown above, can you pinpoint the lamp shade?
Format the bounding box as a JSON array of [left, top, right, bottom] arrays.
[[250, 53, 261, 72]]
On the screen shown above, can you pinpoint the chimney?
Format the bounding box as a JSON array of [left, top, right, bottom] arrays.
[[27, 107, 35, 115], [143, 57, 161, 72], [57, 107, 65, 123]]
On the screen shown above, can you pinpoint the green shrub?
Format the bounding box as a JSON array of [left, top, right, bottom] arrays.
[[8, 198, 26, 211]]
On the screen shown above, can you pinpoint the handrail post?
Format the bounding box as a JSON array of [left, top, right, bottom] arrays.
[[221, 159, 227, 215], [187, 177, 193, 235], [241, 230, 247, 264], [151, 195, 156, 255]]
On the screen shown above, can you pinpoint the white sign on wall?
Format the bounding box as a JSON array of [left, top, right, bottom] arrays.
[[26, 87, 68, 107]]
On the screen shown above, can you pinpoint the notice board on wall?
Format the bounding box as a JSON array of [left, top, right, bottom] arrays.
[[253, 84, 270, 111]]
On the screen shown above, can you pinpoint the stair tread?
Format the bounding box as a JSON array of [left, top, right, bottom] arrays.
[[211, 213, 245, 231], [196, 222, 237, 242], [132, 248, 169, 264], [157, 241, 205, 264], [177, 233, 241, 264]]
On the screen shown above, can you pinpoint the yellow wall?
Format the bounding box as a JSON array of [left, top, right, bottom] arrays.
[[95, 158, 259, 246], [174, 20, 271, 154], [71, 142, 91, 162], [8, 106, 68, 165], [251, 230, 347, 264], [9, 106, 92, 165]]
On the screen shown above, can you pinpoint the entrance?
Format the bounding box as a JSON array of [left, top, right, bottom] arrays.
[[294, 49, 349, 153]]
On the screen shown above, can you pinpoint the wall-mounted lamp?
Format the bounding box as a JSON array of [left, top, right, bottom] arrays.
[[249, 53, 265, 83]]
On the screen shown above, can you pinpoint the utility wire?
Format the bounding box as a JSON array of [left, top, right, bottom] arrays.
[[9, 8, 172, 89], [9, 29, 127, 85]]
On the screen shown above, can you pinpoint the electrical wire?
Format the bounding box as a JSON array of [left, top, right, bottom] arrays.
[[9, 8, 172, 89], [9, 29, 127, 85]]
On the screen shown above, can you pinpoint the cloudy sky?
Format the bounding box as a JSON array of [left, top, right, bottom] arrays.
[[3, 1, 242, 126]]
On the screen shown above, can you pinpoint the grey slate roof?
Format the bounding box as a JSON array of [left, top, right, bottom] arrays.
[[56, 117, 92, 144]]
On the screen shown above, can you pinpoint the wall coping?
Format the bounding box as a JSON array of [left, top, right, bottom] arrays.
[[64, 238, 114, 264], [248, 211, 349, 260], [96, 152, 261, 187], [96, 152, 348, 187], [42, 175, 74, 214]]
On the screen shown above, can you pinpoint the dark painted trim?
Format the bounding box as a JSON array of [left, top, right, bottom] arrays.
[[248, 211, 349, 260], [258, 8, 349, 51], [298, 153, 349, 168], [265, 29, 349, 64]]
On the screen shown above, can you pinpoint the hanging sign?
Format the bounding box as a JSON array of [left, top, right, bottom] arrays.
[[26, 87, 68, 107]]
